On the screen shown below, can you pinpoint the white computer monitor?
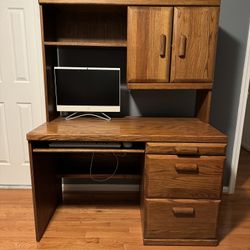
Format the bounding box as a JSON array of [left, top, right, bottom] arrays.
[[54, 67, 120, 112]]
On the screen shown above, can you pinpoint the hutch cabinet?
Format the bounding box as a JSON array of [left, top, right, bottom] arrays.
[[171, 7, 219, 82], [127, 7, 173, 82], [27, 0, 226, 246]]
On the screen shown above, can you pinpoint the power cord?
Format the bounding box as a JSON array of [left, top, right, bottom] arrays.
[[89, 152, 119, 182]]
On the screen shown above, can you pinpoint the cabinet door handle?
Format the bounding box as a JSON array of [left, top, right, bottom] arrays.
[[160, 34, 166, 58], [179, 35, 187, 58], [175, 163, 199, 173], [172, 207, 195, 217]]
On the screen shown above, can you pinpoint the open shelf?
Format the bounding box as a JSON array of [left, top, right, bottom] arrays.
[[42, 5, 127, 48], [44, 40, 127, 47]]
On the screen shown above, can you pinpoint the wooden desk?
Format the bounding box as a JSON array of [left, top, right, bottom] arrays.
[[27, 117, 226, 245]]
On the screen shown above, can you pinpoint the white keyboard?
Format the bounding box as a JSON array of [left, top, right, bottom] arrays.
[[49, 141, 122, 148]]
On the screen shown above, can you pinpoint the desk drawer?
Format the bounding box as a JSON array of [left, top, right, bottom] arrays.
[[145, 155, 225, 199], [144, 199, 220, 239], [146, 143, 226, 156]]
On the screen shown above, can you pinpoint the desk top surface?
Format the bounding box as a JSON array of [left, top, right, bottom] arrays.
[[27, 117, 226, 143]]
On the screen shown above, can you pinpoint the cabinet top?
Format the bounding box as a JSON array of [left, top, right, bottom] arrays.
[[39, 0, 220, 6], [27, 117, 226, 143]]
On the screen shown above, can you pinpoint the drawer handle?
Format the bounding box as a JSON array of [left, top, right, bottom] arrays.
[[179, 34, 187, 58], [172, 207, 195, 217], [175, 163, 199, 173], [175, 146, 198, 155], [160, 34, 167, 58]]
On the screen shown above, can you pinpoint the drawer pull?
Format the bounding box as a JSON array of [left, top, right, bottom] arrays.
[[179, 34, 187, 58], [175, 163, 199, 173], [175, 146, 198, 155], [160, 34, 167, 58], [172, 207, 194, 217]]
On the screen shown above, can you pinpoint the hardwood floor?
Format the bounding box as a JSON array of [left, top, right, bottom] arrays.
[[0, 150, 250, 249]]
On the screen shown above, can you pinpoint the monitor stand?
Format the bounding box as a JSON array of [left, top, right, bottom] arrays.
[[65, 112, 111, 121]]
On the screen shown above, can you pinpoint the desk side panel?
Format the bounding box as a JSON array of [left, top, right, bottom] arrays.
[[29, 142, 62, 241]]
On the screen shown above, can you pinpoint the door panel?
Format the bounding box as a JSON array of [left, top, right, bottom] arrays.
[[127, 7, 173, 82], [0, 0, 45, 185], [171, 7, 219, 82]]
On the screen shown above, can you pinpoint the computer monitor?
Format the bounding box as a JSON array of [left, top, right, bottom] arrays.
[[54, 67, 120, 112]]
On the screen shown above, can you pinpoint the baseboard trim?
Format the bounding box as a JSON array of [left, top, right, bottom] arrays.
[[223, 186, 229, 193], [0, 185, 31, 189]]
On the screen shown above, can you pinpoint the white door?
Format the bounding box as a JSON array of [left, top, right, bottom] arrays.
[[0, 0, 45, 185]]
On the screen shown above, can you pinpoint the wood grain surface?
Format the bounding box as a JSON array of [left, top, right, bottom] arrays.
[[196, 90, 212, 122], [26, 117, 227, 143], [39, 0, 221, 6], [144, 199, 220, 239], [171, 7, 219, 82], [127, 82, 213, 90], [127, 7, 173, 82], [145, 155, 225, 199], [1, 149, 250, 249], [146, 142, 226, 155]]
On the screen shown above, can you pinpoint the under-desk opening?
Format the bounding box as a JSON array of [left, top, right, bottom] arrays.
[[32, 144, 145, 203]]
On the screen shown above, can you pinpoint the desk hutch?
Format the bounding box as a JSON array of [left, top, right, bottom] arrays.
[[27, 0, 227, 246]]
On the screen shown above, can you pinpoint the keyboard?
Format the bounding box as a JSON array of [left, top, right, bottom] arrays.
[[49, 141, 122, 148]]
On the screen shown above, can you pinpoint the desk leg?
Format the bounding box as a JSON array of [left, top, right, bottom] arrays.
[[29, 143, 62, 241]]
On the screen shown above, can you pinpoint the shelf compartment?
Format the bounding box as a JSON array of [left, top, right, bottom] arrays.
[[42, 5, 127, 48], [127, 83, 213, 90]]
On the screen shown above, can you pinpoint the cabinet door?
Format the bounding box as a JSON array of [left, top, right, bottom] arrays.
[[171, 7, 219, 82], [127, 7, 173, 82]]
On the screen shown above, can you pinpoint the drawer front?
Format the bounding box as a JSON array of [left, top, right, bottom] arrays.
[[146, 143, 226, 156], [144, 199, 220, 239], [145, 154, 225, 199]]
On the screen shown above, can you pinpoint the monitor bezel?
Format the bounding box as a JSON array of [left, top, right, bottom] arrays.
[[54, 67, 121, 113]]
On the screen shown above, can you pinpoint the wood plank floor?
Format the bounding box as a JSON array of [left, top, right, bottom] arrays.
[[1, 150, 250, 249]]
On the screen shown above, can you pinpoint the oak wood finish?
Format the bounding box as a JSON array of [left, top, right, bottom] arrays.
[[39, 0, 221, 5], [40, 6, 58, 121], [28, 143, 62, 241], [127, 7, 173, 82], [143, 238, 218, 246], [146, 142, 226, 155], [171, 7, 219, 82], [144, 199, 220, 239], [44, 40, 127, 47], [26, 117, 227, 143], [32, 0, 224, 245], [33, 148, 145, 153], [127, 82, 213, 90], [145, 155, 225, 199], [2, 148, 250, 250], [196, 90, 212, 122]]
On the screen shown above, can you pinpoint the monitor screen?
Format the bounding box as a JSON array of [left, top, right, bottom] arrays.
[[54, 67, 120, 112]]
